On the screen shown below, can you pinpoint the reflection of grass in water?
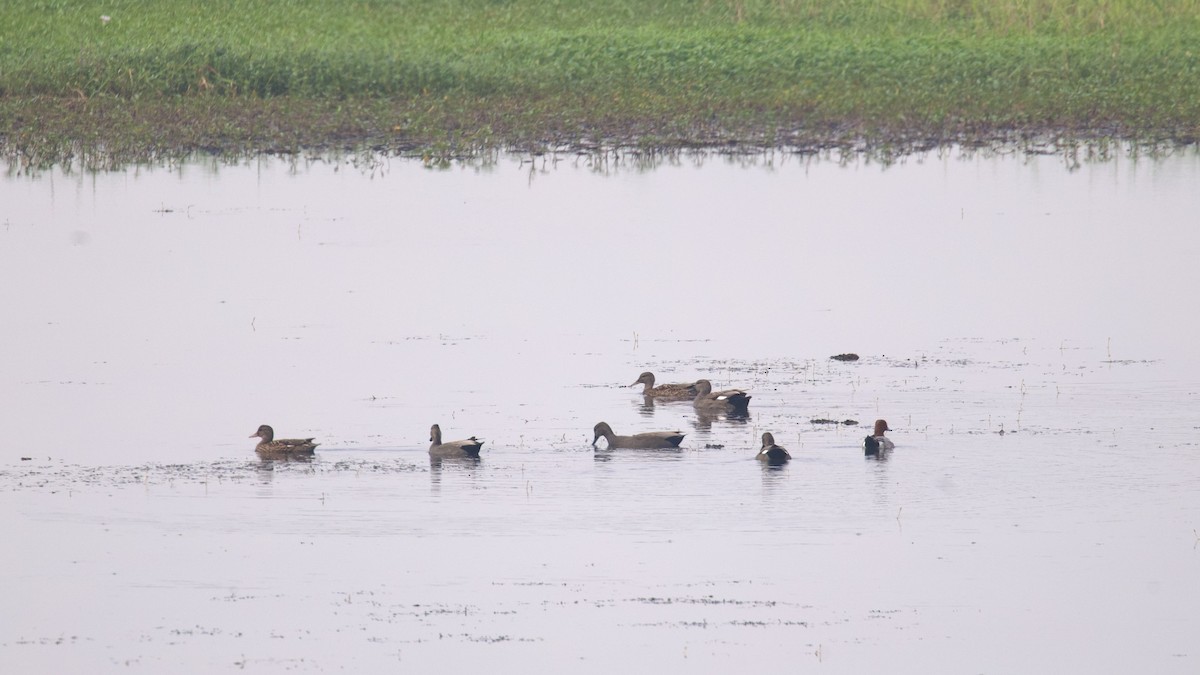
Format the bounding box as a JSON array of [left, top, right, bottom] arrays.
[[4, 1, 1200, 166]]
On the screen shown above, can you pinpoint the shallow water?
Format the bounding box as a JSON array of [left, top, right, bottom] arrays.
[[2, 150, 1199, 673]]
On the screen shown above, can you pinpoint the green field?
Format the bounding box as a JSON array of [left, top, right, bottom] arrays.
[[3, 0, 1199, 166]]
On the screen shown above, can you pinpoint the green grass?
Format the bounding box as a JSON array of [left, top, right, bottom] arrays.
[[3, 0, 1199, 166]]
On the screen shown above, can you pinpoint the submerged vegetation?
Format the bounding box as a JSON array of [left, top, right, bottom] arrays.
[[2, 0, 1199, 167]]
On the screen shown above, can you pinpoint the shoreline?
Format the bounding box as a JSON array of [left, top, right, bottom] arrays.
[[3, 95, 1197, 172]]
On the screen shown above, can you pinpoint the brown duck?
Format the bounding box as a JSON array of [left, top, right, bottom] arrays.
[[863, 419, 895, 455], [629, 371, 697, 400], [692, 379, 752, 413], [592, 421, 685, 449], [249, 424, 318, 458], [429, 424, 484, 458]]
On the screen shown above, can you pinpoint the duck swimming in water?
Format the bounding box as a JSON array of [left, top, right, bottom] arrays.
[[249, 424, 318, 459], [692, 379, 751, 414], [429, 424, 484, 458], [755, 432, 791, 464], [592, 421, 685, 449], [629, 371, 697, 401], [863, 419, 895, 456]]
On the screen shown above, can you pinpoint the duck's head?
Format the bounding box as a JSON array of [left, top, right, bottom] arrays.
[[630, 371, 654, 387], [250, 424, 274, 442], [693, 379, 713, 396], [592, 421, 614, 445], [873, 419, 891, 435], [430, 424, 442, 443], [761, 431, 775, 447]]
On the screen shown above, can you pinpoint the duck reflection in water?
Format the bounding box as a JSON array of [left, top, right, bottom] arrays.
[[429, 454, 482, 492], [254, 459, 277, 485], [636, 395, 657, 417], [430, 454, 481, 472], [691, 408, 751, 432], [255, 454, 314, 471], [253, 452, 314, 489]]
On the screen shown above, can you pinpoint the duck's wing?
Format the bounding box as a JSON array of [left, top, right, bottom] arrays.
[[713, 389, 751, 407], [863, 435, 880, 455], [757, 444, 790, 460], [637, 430, 685, 446], [257, 440, 315, 457], [453, 437, 485, 454], [646, 382, 696, 399]]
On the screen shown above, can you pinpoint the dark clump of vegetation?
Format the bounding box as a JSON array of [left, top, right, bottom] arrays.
[[3, 0, 1200, 168]]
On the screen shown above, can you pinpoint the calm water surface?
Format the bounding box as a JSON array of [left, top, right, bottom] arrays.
[[2, 149, 1199, 673]]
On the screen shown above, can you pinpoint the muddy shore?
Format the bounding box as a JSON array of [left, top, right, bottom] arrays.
[[3, 95, 1196, 171]]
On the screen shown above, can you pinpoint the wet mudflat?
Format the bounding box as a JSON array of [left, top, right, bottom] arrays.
[[2, 149, 1199, 673]]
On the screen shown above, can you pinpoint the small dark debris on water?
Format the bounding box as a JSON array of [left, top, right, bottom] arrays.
[[21, 457, 32, 461], [810, 419, 858, 426], [830, 353, 859, 361], [704, 443, 725, 449]]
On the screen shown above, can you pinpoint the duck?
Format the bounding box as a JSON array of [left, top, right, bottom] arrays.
[[755, 432, 791, 463], [429, 424, 484, 458], [629, 371, 697, 400], [249, 424, 318, 458], [863, 419, 896, 455], [692, 379, 751, 413], [592, 421, 685, 449]]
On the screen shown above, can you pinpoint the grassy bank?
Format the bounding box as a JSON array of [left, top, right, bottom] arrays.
[[3, 0, 1200, 167]]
